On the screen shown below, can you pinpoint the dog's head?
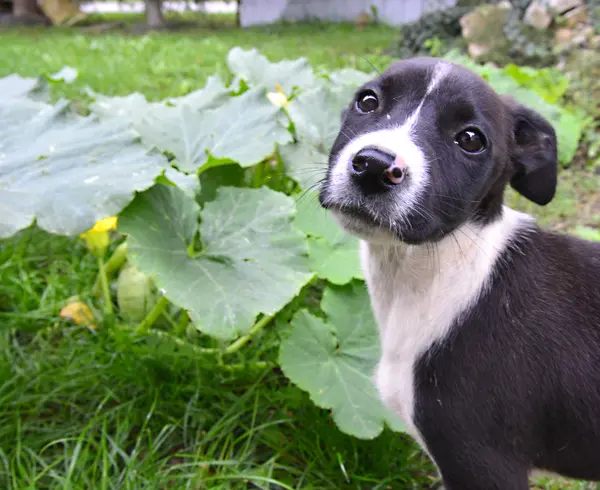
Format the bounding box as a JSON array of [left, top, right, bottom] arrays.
[[318, 57, 558, 244]]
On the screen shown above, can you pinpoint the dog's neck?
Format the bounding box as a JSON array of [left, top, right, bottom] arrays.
[[359, 206, 535, 342], [363, 205, 536, 435]]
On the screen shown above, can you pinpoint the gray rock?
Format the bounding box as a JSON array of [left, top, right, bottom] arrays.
[[554, 26, 576, 45], [524, 0, 552, 29], [548, 0, 583, 15], [460, 2, 512, 59], [563, 5, 588, 27]]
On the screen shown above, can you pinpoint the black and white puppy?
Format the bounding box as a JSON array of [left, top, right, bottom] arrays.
[[318, 57, 600, 489]]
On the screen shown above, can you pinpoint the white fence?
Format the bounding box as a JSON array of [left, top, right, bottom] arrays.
[[80, 1, 236, 14], [80, 0, 454, 26], [239, 0, 456, 26]]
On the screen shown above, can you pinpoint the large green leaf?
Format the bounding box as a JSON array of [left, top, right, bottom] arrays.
[[162, 87, 292, 171], [197, 163, 246, 205], [278, 142, 328, 191], [0, 74, 46, 101], [306, 236, 363, 286], [0, 95, 172, 238], [328, 68, 373, 88], [88, 75, 230, 119], [88, 91, 154, 120], [226, 47, 317, 94], [502, 64, 569, 104], [118, 184, 313, 340], [159, 168, 201, 199], [294, 191, 362, 285], [93, 87, 291, 172], [279, 283, 404, 439], [287, 85, 354, 154], [278, 72, 366, 192], [167, 75, 231, 108]]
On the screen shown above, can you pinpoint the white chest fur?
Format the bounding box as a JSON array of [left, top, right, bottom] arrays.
[[359, 206, 534, 442]]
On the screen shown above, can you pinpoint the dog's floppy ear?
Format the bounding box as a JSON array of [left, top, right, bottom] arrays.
[[504, 96, 558, 206]]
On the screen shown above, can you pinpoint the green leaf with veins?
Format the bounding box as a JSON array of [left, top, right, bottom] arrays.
[[279, 283, 405, 439], [89, 76, 292, 171], [306, 236, 362, 285], [0, 91, 171, 238], [287, 85, 355, 154], [294, 191, 362, 284], [197, 163, 246, 205], [158, 168, 200, 199], [278, 142, 328, 191], [328, 68, 374, 87], [88, 75, 230, 118], [0, 74, 47, 101], [94, 87, 291, 172], [280, 84, 355, 193], [226, 47, 317, 94], [118, 184, 313, 340], [167, 75, 231, 107]]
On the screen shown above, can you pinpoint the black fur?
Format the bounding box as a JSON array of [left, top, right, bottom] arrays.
[[319, 57, 557, 242], [319, 56, 600, 488], [415, 228, 600, 489]]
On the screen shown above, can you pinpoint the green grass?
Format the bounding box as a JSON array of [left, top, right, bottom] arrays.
[[1, 16, 600, 490], [0, 19, 396, 101], [0, 229, 434, 490], [0, 18, 432, 490]]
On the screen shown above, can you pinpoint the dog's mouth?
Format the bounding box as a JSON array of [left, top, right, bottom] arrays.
[[320, 195, 446, 245], [321, 201, 376, 224], [320, 200, 399, 240]]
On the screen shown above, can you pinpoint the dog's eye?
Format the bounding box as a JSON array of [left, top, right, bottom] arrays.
[[455, 129, 486, 154], [356, 91, 379, 113]]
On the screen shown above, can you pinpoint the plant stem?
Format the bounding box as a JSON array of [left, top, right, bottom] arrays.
[[147, 331, 271, 370], [97, 255, 113, 315], [174, 310, 190, 337], [160, 310, 178, 331], [147, 313, 274, 356], [136, 294, 169, 335], [252, 162, 264, 188], [148, 330, 228, 355], [186, 238, 196, 258], [92, 242, 128, 297], [223, 314, 274, 355], [224, 361, 270, 371]]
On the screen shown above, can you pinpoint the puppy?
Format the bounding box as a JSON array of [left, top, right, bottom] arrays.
[[318, 57, 600, 489]]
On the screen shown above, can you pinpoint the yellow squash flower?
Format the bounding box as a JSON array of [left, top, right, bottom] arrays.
[[80, 216, 118, 257], [60, 297, 96, 329], [267, 83, 289, 108]]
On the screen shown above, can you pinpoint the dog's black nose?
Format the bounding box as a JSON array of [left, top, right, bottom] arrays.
[[350, 147, 404, 191]]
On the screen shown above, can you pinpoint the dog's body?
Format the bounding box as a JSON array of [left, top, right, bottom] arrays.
[[318, 57, 600, 488]]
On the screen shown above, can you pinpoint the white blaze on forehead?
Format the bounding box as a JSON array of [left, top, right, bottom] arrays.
[[426, 61, 452, 95], [328, 61, 452, 220]]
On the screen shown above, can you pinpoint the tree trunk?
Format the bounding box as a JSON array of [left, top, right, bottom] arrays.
[[13, 0, 39, 16], [145, 0, 165, 27]]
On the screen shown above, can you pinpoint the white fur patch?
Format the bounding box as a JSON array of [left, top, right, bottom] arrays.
[[328, 121, 428, 219], [426, 62, 452, 96], [361, 207, 535, 448], [326, 61, 452, 228]]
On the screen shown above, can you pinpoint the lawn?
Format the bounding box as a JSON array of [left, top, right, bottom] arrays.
[[0, 17, 396, 101], [1, 15, 599, 490]]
